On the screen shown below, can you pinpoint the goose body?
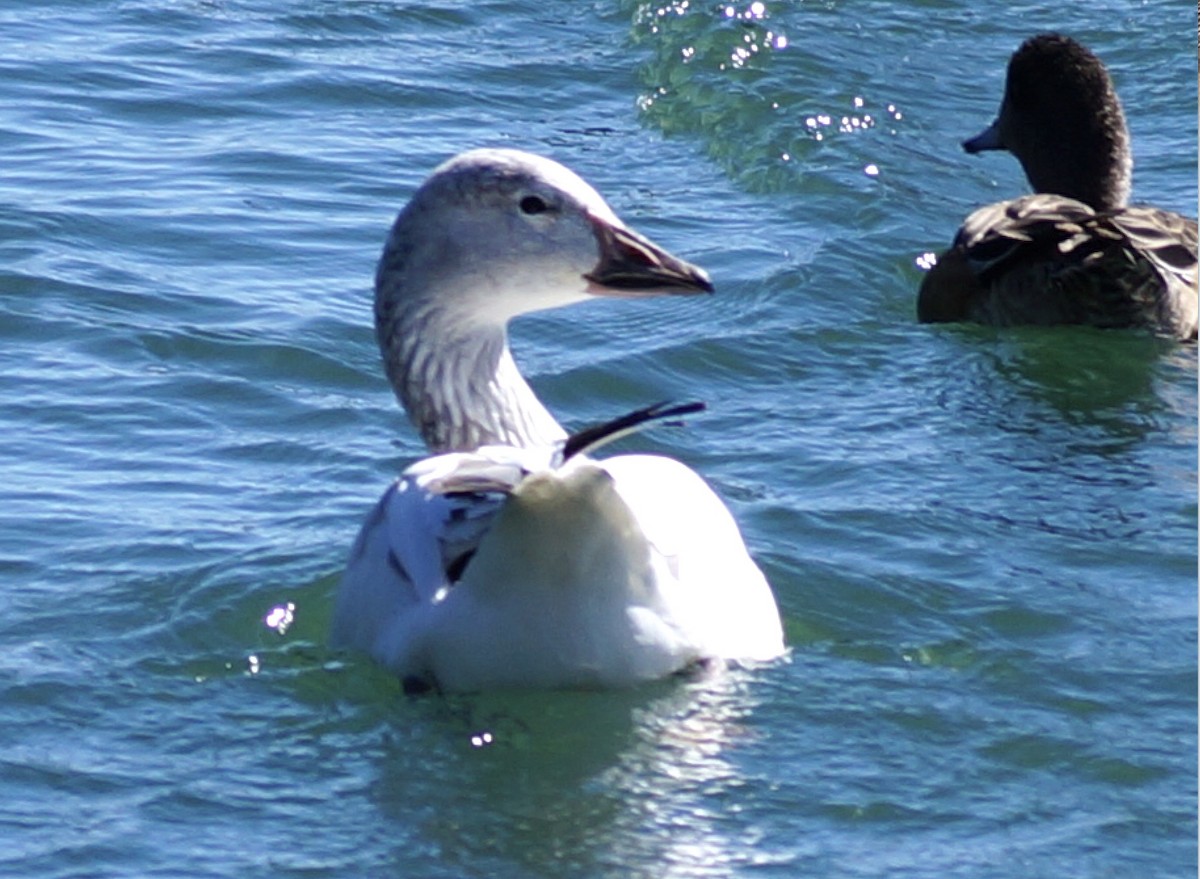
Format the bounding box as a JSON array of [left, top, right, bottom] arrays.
[[918, 34, 1198, 340], [333, 149, 784, 691]]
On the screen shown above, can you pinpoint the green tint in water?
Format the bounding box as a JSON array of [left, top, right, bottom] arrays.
[[0, 1, 1194, 877], [627, 0, 911, 193]]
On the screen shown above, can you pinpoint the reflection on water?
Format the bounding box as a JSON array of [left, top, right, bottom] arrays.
[[370, 669, 785, 877], [928, 325, 1196, 454]]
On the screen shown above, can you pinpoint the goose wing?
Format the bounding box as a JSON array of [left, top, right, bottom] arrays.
[[332, 404, 784, 688], [331, 445, 544, 660], [599, 453, 784, 663]]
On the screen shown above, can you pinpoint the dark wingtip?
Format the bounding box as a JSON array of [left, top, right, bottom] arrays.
[[562, 400, 707, 461]]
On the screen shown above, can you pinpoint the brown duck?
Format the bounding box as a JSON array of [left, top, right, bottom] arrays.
[[917, 34, 1198, 340]]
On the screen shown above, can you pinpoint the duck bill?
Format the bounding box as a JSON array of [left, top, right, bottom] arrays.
[[962, 117, 1005, 154], [584, 215, 713, 297]]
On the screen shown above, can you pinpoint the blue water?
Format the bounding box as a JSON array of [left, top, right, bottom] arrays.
[[1, 2, 1195, 876]]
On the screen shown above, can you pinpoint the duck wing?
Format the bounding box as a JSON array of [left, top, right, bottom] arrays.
[[1104, 206, 1198, 338], [921, 194, 1198, 338]]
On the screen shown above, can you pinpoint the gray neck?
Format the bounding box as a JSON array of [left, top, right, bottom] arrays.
[[377, 299, 566, 454]]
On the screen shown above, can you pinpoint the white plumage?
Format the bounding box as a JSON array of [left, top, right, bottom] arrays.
[[333, 148, 784, 691]]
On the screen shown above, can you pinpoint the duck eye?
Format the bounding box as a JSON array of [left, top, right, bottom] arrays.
[[519, 195, 550, 215]]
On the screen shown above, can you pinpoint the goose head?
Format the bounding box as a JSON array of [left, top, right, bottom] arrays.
[[373, 148, 714, 453], [375, 148, 713, 332], [962, 34, 1132, 212]]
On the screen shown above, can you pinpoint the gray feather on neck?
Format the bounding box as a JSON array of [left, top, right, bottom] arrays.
[[376, 274, 565, 454]]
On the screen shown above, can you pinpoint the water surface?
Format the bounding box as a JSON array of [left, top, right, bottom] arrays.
[[1, 2, 1195, 876]]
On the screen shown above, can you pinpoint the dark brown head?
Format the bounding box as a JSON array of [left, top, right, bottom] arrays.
[[963, 34, 1132, 211]]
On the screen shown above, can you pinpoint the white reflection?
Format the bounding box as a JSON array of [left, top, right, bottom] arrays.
[[370, 668, 784, 876], [597, 671, 776, 875]]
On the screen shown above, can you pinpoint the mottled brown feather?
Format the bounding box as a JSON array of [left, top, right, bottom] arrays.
[[920, 194, 1197, 338]]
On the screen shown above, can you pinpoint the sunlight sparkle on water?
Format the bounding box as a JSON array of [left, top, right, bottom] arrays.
[[652, 1, 689, 20], [264, 602, 295, 635], [803, 95, 886, 140], [716, 1, 785, 68], [724, 1, 765, 17]]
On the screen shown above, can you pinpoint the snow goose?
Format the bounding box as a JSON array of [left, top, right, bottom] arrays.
[[333, 148, 784, 692], [918, 34, 1198, 340]]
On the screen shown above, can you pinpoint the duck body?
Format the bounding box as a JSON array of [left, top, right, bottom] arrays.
[[918, 34, 1198, 340], [333, 149, 784, 691], [920, 193, 1198, 336]]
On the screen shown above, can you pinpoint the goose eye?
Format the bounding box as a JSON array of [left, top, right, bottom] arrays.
[[519, 195, 550, 215]]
